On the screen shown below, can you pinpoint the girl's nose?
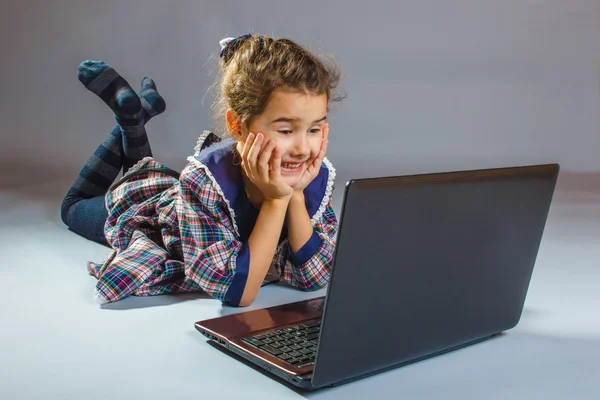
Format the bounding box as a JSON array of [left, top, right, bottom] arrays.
[[290, 134, 309, 157]]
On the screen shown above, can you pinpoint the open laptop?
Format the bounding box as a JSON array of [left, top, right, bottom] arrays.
[[195, 163, 559, 390]]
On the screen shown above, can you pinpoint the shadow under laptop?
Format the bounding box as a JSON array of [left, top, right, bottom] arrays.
[[305, 331, 599, 399], [202, 330, 599, 398]]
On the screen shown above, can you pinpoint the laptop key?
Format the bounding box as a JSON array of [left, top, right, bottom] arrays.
[[261, 345, 283, 355], [270, 342, 284, 348], [306, 333, 319, 340], [288, 350, 303, 358], [279, 346, 293, 353], [279, 353, 292, 360], [287, 358, 302, 365]]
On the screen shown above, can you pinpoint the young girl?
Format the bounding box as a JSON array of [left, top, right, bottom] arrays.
[[61, 34, 342, 307]]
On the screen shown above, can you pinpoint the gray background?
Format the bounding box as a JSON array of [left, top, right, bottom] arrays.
[[1, 1, 599, 399], [2, 0, 600, 206]]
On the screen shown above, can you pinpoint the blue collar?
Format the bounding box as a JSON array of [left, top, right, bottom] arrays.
[[194, 137, 331, 237]]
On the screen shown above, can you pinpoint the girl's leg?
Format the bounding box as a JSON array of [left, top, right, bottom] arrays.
[[61, 62, 165, 245], [122, 76, 166, 173], [77, 61, 165, 173], [62, 195, 111, 246]]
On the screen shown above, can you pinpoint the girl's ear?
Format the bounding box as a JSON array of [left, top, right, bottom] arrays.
[[226, 109, 243, 140]]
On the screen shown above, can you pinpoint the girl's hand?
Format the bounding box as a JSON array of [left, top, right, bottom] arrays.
[[294, 123, 329, 192], [241, 132, 293, 201]]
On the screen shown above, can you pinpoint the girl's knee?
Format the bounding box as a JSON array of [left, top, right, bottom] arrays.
[[60, 192, 81, 227]]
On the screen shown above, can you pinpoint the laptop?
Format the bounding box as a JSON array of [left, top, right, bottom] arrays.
[[194, 163, 559, 390]]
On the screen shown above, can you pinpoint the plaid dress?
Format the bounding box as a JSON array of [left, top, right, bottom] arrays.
[[88, 132, 338, 306]]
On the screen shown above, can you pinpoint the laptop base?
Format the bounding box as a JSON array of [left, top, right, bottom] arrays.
[[202, 328, 500, 391]]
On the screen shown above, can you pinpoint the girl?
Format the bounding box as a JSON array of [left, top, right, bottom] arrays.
[[61, 34, 343, 307]]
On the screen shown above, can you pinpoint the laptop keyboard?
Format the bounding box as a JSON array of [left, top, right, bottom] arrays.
[[242, 319, 321, 367]]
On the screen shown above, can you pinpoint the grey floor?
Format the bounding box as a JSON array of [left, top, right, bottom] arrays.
[[1, 168, 599, 399]]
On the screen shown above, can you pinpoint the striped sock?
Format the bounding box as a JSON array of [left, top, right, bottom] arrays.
[[78, 60, 142, 127], [139, 77, 166, 121], [122, 77, 166, 172], [65, 73, 167, 203]]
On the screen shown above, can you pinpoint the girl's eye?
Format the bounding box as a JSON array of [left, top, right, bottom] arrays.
[[278, 130, 293, 135], [309, 128, 322, 134]]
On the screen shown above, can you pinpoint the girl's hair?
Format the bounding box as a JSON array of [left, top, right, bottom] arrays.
[[213, 35, 343, 136]]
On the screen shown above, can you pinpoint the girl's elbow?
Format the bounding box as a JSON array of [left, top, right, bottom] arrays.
[[238, 288, 258, 307], [225, 296, 254, 307], [224, 286, 256, 307], [237, 298, 255, 307]]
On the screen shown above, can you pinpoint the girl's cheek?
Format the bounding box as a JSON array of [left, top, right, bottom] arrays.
[[313, 142, 322, 157], [311, 139, 321, 157]]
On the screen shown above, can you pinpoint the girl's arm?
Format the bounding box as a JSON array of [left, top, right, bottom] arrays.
[[180, 166, 290, 308], [287, 191, 314, 253], [274, 123, 334, 290], [287, 123, 330, 254], [237, 132, 294, 306], [240, 197, 289, 306]]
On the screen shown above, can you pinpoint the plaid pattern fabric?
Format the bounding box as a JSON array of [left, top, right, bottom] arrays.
[[88, 152, 337, 305], [275, 203, 337, 291]]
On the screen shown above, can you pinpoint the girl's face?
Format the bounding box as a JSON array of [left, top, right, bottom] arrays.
[[244, 90, 328, 189]]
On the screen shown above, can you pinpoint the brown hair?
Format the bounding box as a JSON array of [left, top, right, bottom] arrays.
[[213, 35, 343, 136]]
